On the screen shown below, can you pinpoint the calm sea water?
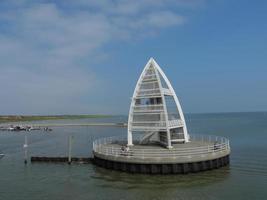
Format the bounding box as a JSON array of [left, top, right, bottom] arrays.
[[0, 113, 267, 200]]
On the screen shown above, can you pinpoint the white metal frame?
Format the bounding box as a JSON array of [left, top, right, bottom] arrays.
[[127, 58, 189, 148]]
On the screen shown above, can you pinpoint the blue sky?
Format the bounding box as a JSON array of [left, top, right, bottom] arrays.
[[0, 0, 266, 115]]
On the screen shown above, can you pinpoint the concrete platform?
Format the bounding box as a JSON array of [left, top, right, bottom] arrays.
[[92, 135, 231, 174], [93, 154, 230, 174]]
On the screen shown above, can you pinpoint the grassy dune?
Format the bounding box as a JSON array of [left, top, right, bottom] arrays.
[[0, 115, 111, 123]]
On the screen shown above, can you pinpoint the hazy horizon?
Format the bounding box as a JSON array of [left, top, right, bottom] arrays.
[[1, 111, 267, 117]]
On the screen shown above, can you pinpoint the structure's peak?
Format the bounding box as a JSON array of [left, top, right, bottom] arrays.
[[149, 57, 155, 62], [148, 57, 157, 65]]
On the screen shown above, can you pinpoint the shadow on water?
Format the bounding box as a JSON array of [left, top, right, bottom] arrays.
[[90, 165, 230, 190]]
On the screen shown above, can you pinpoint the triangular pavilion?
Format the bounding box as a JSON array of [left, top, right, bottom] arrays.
[[127, 58, 189, 148]]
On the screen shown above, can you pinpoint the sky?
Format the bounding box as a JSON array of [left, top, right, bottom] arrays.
[[0, 0, 266, 115]]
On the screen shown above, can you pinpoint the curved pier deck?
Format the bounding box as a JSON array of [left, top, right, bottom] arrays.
[[93, 135, 230, 174]]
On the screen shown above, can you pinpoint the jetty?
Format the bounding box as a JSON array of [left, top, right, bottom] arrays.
[[0, 123, 127, 132], [31, 157, 92, 164], [28, 135, 93, 164], [0, 125, 49, 132], [23, 123, 127, 127]]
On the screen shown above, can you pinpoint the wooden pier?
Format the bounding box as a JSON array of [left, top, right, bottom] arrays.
[[31, 156, 93, 164]]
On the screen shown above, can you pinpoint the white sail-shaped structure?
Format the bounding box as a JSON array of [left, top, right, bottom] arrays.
[[127, 58, 189, 148]]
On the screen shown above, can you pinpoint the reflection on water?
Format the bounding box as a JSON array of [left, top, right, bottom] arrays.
[[91, 166, 230, 189], [1, 113, 267, 200]]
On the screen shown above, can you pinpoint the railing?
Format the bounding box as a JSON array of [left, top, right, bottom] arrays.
[[137, 89, 161, 97], [131, 126, 166, 131], [162, 88, 172, 96], [131, 121, 167, 131], [168, 119, 184, 128], [93, 134, 230, 159], [133, 104, 164, 112], [142, 77, 157, 82]]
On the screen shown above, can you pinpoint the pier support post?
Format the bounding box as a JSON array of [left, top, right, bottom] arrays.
[[68, 135, 73, 164], [23, 135, 28, 164]]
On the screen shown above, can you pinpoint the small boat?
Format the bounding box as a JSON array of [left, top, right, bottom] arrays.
[[30, 127, 41, 131], [44, 127, 52, 131], [7, 127, 15, 131], [0, 153, 4, 159]]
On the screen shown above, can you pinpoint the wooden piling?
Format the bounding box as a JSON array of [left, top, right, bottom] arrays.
[[68, 135, 73, 164], [23, 135, 28, 164]]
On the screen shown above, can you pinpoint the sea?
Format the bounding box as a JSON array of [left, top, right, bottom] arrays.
[[0, 112, 267, 200]]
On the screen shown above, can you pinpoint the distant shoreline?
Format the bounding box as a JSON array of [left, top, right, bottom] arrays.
[[0, 115, 112, 124]]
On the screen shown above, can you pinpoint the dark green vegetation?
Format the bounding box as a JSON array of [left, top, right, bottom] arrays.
[[0, 115, 111, 123]]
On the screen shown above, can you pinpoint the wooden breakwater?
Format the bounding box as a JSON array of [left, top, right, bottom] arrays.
[[31, 156, 93, 164]]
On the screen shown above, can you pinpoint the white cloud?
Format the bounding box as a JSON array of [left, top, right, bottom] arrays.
[[0, 0, 205, 114]]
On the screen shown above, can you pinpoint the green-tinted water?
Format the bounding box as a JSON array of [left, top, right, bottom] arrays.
[[0, 113, 267, 200]]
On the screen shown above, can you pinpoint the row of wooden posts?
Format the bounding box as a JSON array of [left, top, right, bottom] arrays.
[[23, 135, 79, 164]]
